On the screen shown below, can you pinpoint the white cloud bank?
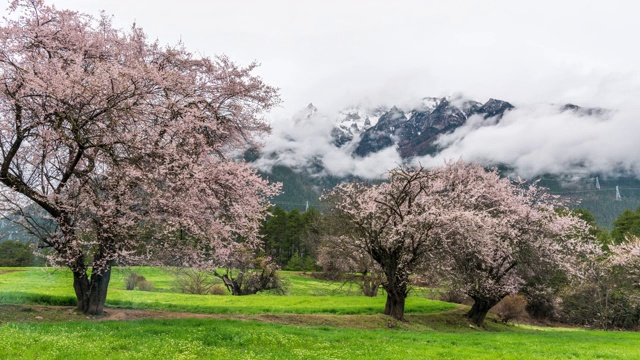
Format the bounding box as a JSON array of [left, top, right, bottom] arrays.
[[415, 103, 640, 178], [254, 110, 402, 179]]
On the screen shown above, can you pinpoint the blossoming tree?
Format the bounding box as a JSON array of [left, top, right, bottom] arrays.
[[436, 162, 596, 325], [324, 169, 451, 319], [0, 0, 279, 314], [326, 161, 596, 322]]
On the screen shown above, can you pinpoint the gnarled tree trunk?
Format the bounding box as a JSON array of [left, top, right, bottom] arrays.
[[466, 296, 500, 326], [72, 266, 112, 315], [70, 242, 113, 316], [383, 271, 409, 320], [384, 290, 407, 320]]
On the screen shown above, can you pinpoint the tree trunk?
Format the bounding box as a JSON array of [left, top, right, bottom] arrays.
[[466, 297, 499, 326], [72, 266, 112, 315], [73, 270, 90, 313], [381, 266, 408, 320], [87, 267, 111, 315], [384, 289, 407, 320]]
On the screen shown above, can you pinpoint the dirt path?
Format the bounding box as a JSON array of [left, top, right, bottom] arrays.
[[0, 270, 24, 275], [0, 304, 403, 329]]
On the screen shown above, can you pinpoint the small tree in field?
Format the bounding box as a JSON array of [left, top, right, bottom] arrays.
[[0, 0, 279, 314], [210, 247, 285, 295], [436, 162, 597, 326], [324, 168, 450, 319]]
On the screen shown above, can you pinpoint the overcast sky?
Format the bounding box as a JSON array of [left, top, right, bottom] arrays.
[[44, 0, 640, 178], [46, 0, 640, 113]]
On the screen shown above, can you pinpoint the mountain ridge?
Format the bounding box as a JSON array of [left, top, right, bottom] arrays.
[[254, 95, 633, 228]]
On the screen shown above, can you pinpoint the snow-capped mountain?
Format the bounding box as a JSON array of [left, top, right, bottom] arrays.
[[282, 95, 609, 165], [330, 105, 388, 147], [257, 95, 628, 229], [327, 95, 515, 158]]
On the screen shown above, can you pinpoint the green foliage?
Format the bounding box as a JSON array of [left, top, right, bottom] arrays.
[[261, 206, 320, 268], [611, 208, 640, 244], [302, 256, 317, 272], [0, 241, 34, 267], [284, 254, 316, 271], [521, 267, 569, 321], [284, 253, 303, 270]]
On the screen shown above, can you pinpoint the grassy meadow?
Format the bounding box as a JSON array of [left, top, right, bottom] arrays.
[[1, 267, 640, 359]]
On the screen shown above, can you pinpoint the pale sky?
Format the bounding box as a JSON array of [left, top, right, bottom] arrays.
[[40, 1, 640, 178], [46, 0, 640, 115]]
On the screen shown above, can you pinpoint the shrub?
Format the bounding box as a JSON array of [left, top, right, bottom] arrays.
[[523, 286, 561, 321], [491, 295, 527, 323], [559, 263, 640, 330], [124, 272, 146, 290], [284, 254, 303, 271], [172, 268, 218, 295], [137, 280, 155, 292], [302, 256, 317, 272], [438, 284, 470, 305], [209, 285, 227, 295], [214, 259, 286, 296], [560, 279, 640, 329]]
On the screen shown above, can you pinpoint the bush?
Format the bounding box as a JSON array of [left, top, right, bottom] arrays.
[[491, 295, 527, 323], [438, 284, 470, 305], [214, 259, 286, 296], [560, 281, 640, 329], [559, 265, 640, 329], [209, 285, 227, 295], [172, 268, 219, 295], [137, 280, 155, 292], [520, 268, 568, 321], [523, 286, 561, 321], [124, 272, 146, 290], [302, 256, 317, 272], [284, 254, 302, 271]]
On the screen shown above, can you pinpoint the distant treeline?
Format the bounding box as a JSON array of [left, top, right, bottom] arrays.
[[259, 206, 320, 271]]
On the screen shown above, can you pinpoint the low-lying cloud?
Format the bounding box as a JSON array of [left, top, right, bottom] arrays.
[[415, 104, 640, 179], [254, 110, 402, 179], [256, 99, 640, 181]]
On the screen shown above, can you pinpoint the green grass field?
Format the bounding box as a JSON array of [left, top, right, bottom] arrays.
[[0, 267, 454, 315], [1, 267, 640, 359]]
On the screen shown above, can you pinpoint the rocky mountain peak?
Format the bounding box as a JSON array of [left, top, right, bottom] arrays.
[[293, 103, 318, 123], [292, 95, 600, 160]]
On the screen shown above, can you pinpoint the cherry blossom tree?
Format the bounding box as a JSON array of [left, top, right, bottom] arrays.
[[436, 162, 597, 325], [0, 0, 279, 314], [324, 169, 450, 319], [325, 161, 597, 323]]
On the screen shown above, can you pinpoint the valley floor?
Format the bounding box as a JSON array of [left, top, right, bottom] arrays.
[[1, 268, 639, 359]]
